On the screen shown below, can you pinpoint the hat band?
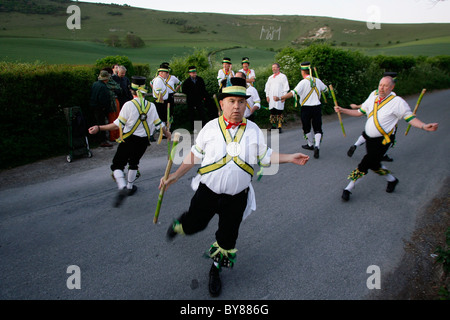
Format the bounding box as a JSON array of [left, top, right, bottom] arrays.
[[189, 68, 197, 73], [131, 83, 148, 93], [222, 60, 231, 64], [158, 68, 169, 72], [222, 86, 247, 96], [301, 66, 310, 70]]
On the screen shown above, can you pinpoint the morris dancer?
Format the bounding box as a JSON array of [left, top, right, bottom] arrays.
[[279, 62, 328, 159], [239, 57, 256, 87], [159, 77, 309, 297], [89, 76, 171, 207], [334, 76, 438, 201], [264, 63, 289, 133], [217, 57, 235, 88]]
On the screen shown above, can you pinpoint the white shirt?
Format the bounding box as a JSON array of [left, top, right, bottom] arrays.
[[114, 97, 163, 137], [244, 86, 261, 118], [291, 76, 328, 106], [217, 68, 235, 87], [239, 68, 256, 86], [359, 92, 414, 138], [191, 118, 272, 195], [152, 76, 169, 100], [264, 72, 289, 110], [165, 75, 181, 94]]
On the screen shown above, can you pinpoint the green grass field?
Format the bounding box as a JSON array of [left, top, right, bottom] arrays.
[[0, 0, 449, 68]]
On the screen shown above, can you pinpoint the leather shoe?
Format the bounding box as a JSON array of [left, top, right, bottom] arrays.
[[166, 221, 177, 241], [127, 185, 137, 196], [302, 144, 314, 150], [208, 263, 222, 297], [314, 147, 320, 159], [347, 145, 357, 157], [342, 189, 351, 201], [386, 178, 399, 193]]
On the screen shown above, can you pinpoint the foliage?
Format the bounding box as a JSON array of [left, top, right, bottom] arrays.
[[435, 227, 450, 273], [95, 55, 135, 77]]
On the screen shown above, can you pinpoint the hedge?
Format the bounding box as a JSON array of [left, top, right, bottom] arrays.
[[1, 47, 449, 169]]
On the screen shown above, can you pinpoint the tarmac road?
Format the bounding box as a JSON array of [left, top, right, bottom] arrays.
[[0, 89, 448, 303]]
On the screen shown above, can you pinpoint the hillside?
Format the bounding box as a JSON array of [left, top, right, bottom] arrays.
[[0, 0, 449, 66]]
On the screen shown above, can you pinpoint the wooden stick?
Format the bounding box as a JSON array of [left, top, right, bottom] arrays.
[[213, 94, 222, 117], [154, 132, 181, 224], [313, 67, 328, 103], [405, 89, 426, 136], [329, 85, 346, 137]]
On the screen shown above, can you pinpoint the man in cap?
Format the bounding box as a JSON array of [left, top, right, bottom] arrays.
[[279, 61, 328, 159], [152, 63, 171, 127], [334, 75, 438, 201], [90, 70, 114, 147], [239, 57, 256, 87], [161, 62, 182, 118], [217, 57, 235, 88], [264, 63, 290, 133], [89, 76, 171, 207], [159, 77, 310, 297], [182, 65, 209, 131]]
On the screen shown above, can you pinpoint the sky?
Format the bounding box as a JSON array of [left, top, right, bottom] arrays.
[[77, 0, 450, 24]]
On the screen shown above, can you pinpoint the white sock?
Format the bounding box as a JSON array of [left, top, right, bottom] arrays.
[[314, 133, 322, 148], [127, 169, 138, 189], [355, 135, 366, 147], [306, 132, 314, 146], [345, 177, 362, 191], [113, 170, 126, 190], [385, 174, 396, 182]]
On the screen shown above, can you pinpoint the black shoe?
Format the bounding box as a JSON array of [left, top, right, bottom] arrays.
[[386, 178, 399, 193], [347, 145, 357, 157], [382, 154, 393, 162], [314, 147, 320, 159], [302, 144, 314, 150], [166, 220, 178, 241], [113, 188, 128, 208], [208, 263, 222, 297], [342, 189, 351, 201], [127, 185, 137, 196]]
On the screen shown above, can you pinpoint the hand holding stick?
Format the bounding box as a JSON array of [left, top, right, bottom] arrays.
[[154, 132, 181, 224], [329, 85, 346, 137]]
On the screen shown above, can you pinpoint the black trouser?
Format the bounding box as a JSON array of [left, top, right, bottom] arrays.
[[301, 105, 322, 135], [110, 135, 149, 171], [180, 183, 248, 250], [155, 100, 172, 123], [187, 103, 207, 130], [358, 132, 393, 174]]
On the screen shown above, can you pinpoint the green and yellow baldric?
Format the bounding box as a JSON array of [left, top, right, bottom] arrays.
[[197, 116, 254, 176], [117, 98, 161, 142], [293, 76, 320, 108], [368, 94, 396, 145]]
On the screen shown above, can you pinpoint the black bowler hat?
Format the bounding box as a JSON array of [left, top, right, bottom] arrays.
[[188, 65, 197, 73], [222, 57, 231, 64], [131, 76, 147, 93]]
